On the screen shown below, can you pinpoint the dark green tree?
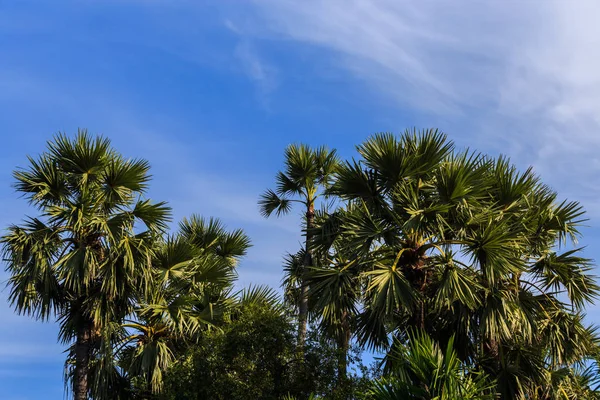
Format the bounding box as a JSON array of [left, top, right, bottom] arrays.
[[159, 286, 374, 400]]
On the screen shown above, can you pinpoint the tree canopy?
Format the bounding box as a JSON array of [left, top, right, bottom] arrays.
[[3, 129, 599, 399]]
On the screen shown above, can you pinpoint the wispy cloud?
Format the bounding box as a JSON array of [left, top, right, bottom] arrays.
[[234, 42, 277, 91], [226, 19, 279, 109], [237, 0, 523, 113], [231, 0, 600, 217]]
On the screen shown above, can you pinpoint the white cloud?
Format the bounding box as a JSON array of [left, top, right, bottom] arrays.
[[234, 41, 274, 88], [235, 0, 600, 217], [233, 40, 278, 110], [240, 0, 527, 112]]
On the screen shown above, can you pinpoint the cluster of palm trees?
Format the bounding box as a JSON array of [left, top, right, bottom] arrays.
[[3, 129, 600, 399], [261, 129, 600, 398], [2, 132, 252, 399]]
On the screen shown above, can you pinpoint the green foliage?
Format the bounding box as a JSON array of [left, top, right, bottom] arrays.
[[2, 131, 251, 399], [259, 143, 341, 357], [160, 290, 293, 399], [309, 129, 600, 398], [369, 331, 495, 399], [258, 144, 340, 217], [4, 128, 600, 400], [159, 294, 375, 400], [117, 215, 251, 396], [2, 130, 172, 399]]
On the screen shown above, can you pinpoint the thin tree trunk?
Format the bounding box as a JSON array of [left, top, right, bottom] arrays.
[[74, 324, 91, 400], [335, 311, 351, 399], [417, 300, 425, 330], [298, 203, 315, 349], [416, 255, 428, 330]]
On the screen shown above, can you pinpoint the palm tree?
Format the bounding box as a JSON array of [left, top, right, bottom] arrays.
[[315, 129, 600, 397], [120, 215, 251, 395], [259, 143, 339, 348], [369, 331, 495, 399], [1, 131, 171, 400]]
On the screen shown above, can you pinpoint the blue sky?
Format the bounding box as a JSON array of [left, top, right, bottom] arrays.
[[2, 1, 600, 398]]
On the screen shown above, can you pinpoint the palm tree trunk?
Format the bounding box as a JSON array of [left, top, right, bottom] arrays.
[[417, 301, 425, 330], [415, 255, 428, 330], [298, 203, 315, 349], [298, 283, 309, 347], [74, 324, 91, 400], [335, 311, 351, 398], [483, 337, 500, 360]]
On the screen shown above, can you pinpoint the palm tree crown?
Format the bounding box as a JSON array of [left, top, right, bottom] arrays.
[[310, 128, 600, 398], [2, 130, 171, 400], [119, 215, 251, 396], [259, 143, 339, 347]]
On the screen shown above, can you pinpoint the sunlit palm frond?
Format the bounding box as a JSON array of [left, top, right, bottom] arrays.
[[46, 130, 112, 177], [314, 145, 340, 187], [275, 170, 303, 197], [358, 129, 453, 191], [284, 143, 319, 189], [434, 150, 488, 205], [531, 249, 600, 309], [489, 156, 540, 209], [178, 214, 226, 250], [178, 214, 251, 261], [328, 160, 381, 204], [13, 154, 69, 207], [462, 218, 526, 286], [307, 262, 359, 336], [100, 157, 151, 207], [188, 253, 237, 288], [478, 287, 518, 343], [152, 236, 193, 285], [538, 310, 600, 367], [217, 228, 251, 261], [433, 256, 482, 311], [122, 321, 175, 394], [131, 199, 171, 233], [236, 285, 283, 312], [1, 219, 64, 319], [376, 331, 495, 400], [364, 262, 416, 321]]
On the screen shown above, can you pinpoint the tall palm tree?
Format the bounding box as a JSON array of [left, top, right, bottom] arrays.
[[259, 144, 339, 348], [315, 129, 600, 398], [1, 131, 171, 400]]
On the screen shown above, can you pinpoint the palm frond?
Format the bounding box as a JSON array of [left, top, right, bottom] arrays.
[[531, 249, 599, 309], [258, 189, 292, 217], [132, 199, 172, 233], [364, 261, 416, 319], [236, 285, 283, 311]]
